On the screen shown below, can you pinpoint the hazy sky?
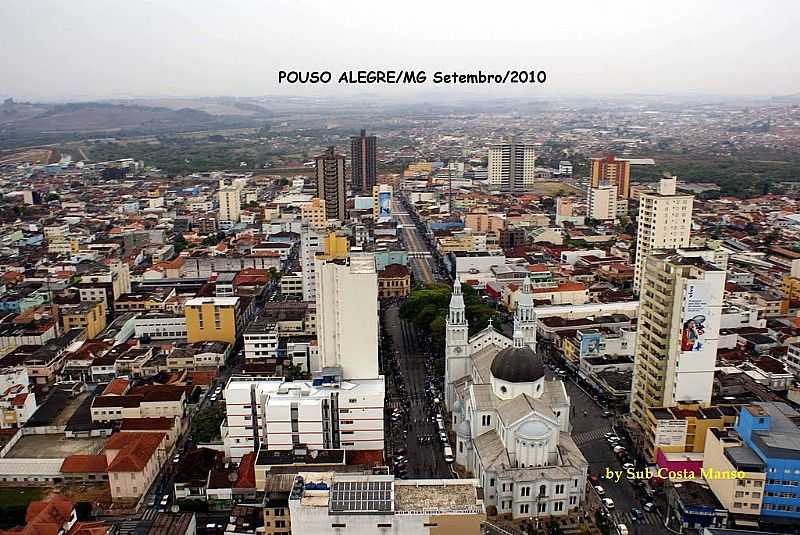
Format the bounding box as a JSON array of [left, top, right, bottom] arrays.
[[1, 0, 798, 101]]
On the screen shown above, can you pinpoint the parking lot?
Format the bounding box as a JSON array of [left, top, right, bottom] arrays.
[[383, 304, 452, 479]]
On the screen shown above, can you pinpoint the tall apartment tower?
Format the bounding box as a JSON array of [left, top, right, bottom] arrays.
[[629, 248, 726, 430], [587, 184, 628, 222], [218, 186, 241, 224], [315, 252, 379, 380], [590, 155, 631, 198], [487, 137, 536, 192], [315, 146, 346, 222], [633, 176, 693, 292], [350, 129, 377, 193]]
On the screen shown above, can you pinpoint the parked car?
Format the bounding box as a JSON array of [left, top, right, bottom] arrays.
[[602, 498, 615, 510], [594, 485, 605, 496], [443, 445, 455, 463], [617, 524, 628, 535], [613, 445, 626, 454], [643, 501, 655, 512]]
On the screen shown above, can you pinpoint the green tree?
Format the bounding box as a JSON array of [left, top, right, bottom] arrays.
[[174, 233, 188, 254], [400, 282, 497, 355], [190, 403, 226, 443]]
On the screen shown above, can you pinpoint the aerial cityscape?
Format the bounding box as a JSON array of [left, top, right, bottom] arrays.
[[1, 2, 800, 535]]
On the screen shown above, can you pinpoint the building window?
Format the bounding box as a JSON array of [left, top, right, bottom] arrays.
[[554, 501, 564, 512], [520, 504, 530, 514], [521, 487, 531, 497]]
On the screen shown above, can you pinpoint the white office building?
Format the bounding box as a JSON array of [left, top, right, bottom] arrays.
[[587, 184, 627, 222], [243, 319, 279, 362], [218, 185, 242, 224], [301, 226, 322, 302], [315, 253, 379, 381], [223, 374, 385, 461], [633, 176, 693, 292]]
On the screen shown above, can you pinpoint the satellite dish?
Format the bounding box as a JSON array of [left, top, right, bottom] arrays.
[[170, 504, 180, 514]]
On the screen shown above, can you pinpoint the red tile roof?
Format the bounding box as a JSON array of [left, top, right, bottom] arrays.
[[101, 378, 129, 396], [234, 452, 256, 489], [0, 494, 76, 535], [60, 454, 108, 474], [120, 417, 176, 431], [105, 432, 165, 473]]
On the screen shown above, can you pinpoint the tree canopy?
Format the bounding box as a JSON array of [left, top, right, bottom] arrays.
[[399, 282, 497, 355]]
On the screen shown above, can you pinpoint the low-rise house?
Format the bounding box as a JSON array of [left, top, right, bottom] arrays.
[[105, 431, 167, 502]]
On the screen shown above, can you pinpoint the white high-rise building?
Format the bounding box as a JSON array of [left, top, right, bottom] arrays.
[[487, 137, 536, 192], [587, 184, 627, 222], [301, 226, 323, 302], [315, 253, 379, 380], [633, 176, 693, 292], [218, 186, 241, 224]]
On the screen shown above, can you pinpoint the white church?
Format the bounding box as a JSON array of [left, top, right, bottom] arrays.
[[445, 275, 588, 519]]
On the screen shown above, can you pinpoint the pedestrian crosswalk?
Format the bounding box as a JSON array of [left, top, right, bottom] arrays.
[[616, 509, 662, 527], [572, 426, 612, 446]]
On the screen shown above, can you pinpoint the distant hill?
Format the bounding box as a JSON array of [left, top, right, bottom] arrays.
[[0, 98, 269, 149]]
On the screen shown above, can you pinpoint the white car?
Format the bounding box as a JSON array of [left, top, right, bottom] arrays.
[[443, 445, 454, 463], [617, 524, 629, 535], [643, 502, 655, 512], [603, 498, 615, 510], [622, 463, 635, 471], [613, 445, 626, 454], [594, 485, 605, 496]]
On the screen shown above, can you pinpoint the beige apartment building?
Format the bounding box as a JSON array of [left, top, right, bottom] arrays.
[[301, 197, 327, 230], [703, 427, 765, 519], [633, 176, 693, 292], [105, 431, 167, 502], [629, 249, 726, 431]]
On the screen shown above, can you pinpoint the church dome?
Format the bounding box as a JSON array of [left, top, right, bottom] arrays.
[[517, 420, 549, 440], [490, 346, 544, 383]]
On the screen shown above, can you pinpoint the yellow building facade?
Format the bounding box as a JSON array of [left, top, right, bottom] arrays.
[[184, 297, 240, 344], [644, 402, 738, 462], [62, 301, 107, 339]]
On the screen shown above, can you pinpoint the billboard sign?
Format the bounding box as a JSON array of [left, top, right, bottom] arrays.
[[579, 330, 602, 358], [654, 419, 688, 448], [378, 191, 391, 217], [681, 282, 708, 352]]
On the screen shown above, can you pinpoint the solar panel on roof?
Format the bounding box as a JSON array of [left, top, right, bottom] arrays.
[[330, 480, 392, 513]]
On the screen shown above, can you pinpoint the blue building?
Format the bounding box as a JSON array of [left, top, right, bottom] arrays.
[[735, 402, 800, 522], [373, 250, 408, 271]]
